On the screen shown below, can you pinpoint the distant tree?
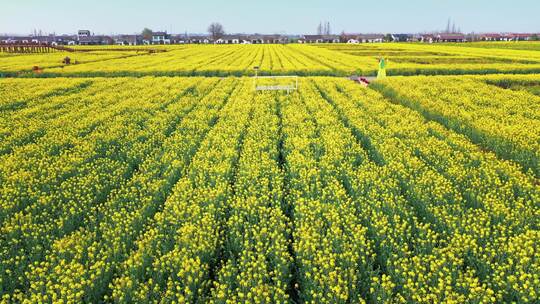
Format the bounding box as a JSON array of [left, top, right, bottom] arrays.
[[385, 34, 394, 42], [531, 34, 539, 41], [340, 31, 348, 43], [208, 22, 225, 41], [469, 32, 480, 42], [325, 22, 331, 35], [142, 28, 153, 40]]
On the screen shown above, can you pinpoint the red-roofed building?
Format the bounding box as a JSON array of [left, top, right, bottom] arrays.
[[437, 34, 466, 42], [508, 33, 534, 41]]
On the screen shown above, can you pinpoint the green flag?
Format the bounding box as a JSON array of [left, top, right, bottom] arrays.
[[379, 58, 386, 69], [377, 58, 387, 79]]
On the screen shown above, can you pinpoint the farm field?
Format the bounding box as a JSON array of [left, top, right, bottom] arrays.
[[0, 51, 145, 75], [0, 67, 539, 303], [448, 41, 540, 51], [317, 43, 540, 75], [3, 43, 540, 77]]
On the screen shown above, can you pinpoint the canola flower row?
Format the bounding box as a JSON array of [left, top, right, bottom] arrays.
[[5, 43, 538, 78], [482, 73, 540, 96], [318, 43, 540, 75], [0, 76, 222, 300], [320, 45, 537, 65], [0, 77, 539, 303], [321, 43, 540, 63], [387, 56, 536, 65], [372, 75, 540, 177], [17, 78, 242, 303], [0, 78, 121, 155], [311, 78, 539, 303], [39, 45, 372, 77], [106, 80, 255, 303], [209, 92, 291, 303], [447, 41, 540, 52], [505, 83, 540, 96], [0, 51, 140, 74], [0, 78, 88, 111], [281, 82, 374, 303]]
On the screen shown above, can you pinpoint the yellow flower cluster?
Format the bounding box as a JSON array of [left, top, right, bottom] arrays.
[[0, 77, 87, 110], [449, 41, 540, 51], [0, 51, 138, 73], [279, 83, 375, 303], [31, 45, 357, 77], [2, 77, 232, 301], [319, 43, 540, 75], [375, 75, 540, 177], [311, 77, 540, 303], [209, 92, 293, 304], [4, 43, 540, 77], [5, 43, 540, 77], [2, 76, 206, 297], [108, 80, 256, 303], [0, 75, 538, 303]]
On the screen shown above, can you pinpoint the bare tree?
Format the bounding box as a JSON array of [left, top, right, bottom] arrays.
[[208, 22, 225, 41], [318, 21, 331, 35], [340, 31, 348, 43]]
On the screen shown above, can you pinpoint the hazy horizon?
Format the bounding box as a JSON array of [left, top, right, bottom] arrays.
[[1, 0, 539, 36]]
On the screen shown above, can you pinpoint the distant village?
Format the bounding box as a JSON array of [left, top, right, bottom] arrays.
[[1, 29, 539, 46]]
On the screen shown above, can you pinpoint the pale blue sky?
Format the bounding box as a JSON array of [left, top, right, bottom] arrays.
[[1, 0, 539, 35]]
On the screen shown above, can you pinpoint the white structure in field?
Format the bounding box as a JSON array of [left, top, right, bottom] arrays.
[[253, 75, 298, 94]]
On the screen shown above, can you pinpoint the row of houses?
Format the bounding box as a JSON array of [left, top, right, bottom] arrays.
[[0, 32, 274, 46], [299, 34, 461, 43], [1, 35, 77, 45], [146, 32, 539, 44], [0, 34, 114, 46], [341, 33, 540, 44], [148, 32, 539, 44], [2, 31, 539, 46], [419, 33, 539, 43], [478, 33, 539, 41], [0, 32, 293, 45], [415, 33, 540, 43], [214, 34, 289, 44]]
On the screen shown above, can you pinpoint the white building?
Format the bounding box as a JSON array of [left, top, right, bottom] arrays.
[[151, 32, 171, 44]]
